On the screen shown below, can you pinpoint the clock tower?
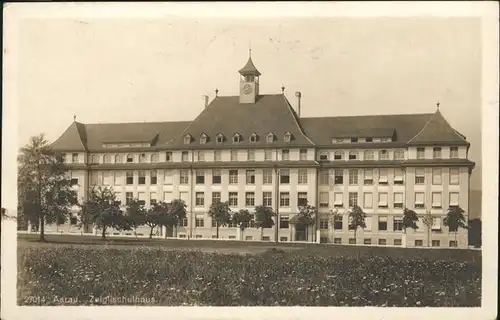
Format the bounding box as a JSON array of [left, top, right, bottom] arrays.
[[239, 50, 261, 104]]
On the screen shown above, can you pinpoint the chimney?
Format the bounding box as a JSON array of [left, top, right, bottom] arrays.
[[202, 95, 209, 108], [295, 91, 302, 117]]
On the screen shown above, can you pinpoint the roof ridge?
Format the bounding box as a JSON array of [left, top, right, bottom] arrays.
[[301, 112, 434, 120], [407, 113, 436, 144], [84, 120, 191, 126], [281, 95, 316, 146]]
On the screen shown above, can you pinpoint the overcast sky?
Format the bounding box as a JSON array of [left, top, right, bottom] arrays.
[[16, 17, 482, 189]]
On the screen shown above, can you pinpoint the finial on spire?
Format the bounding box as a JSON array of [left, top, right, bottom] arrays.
[[249, 40, 252, 58], [436, 101, 440, 109], [73, 114, 76, 122], [281, 85, 285, 93], [215, 88, 219, 97]]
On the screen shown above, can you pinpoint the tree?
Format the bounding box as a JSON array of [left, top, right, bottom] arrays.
[[443, 206, 468, 246], [254, 205, 276, 241], [165, 199, 187, 238], [421, 210, 435, 247], [17, 134, 78, 241], [327, 209, 342, 241], [402, 208, 419, 233], [232, 209, 253, 240], [208, 200, 232, 239], [295, 201, 317, 241], [125, 198, 147, 236], [80, 186, 131, 240], [348, 205, 366, 242]]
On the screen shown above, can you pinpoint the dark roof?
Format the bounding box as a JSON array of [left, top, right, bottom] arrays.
[[167, 94, 315, 149], [239, 57, 261, 76], [51, 122, 87, 151], [407, 109, 468, 145], [331, 128, 395, 139]]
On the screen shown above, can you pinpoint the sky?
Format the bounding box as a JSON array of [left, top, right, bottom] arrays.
[[16, 16, 482, 189]]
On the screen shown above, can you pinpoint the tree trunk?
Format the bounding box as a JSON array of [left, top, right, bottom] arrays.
[[216, 222, 219, 239], [260, 227, 264, 241], [101, 227, 106, 240], [428, 227, 431, 247], [149, 226, 154, 239], [354, 228, 357, 244], [39, 213, 45, 241]]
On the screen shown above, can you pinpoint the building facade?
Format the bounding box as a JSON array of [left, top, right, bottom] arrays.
[[48, 54, 475, 248]]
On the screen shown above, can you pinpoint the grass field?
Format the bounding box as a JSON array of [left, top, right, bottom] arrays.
[[17, 234, 482, 306]]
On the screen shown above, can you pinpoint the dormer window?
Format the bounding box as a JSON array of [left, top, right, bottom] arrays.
[[184, 134, 192, 145], [267, 133, 275, 143], [365, 137, 373, 143], [216, 133, 224, 144], [232, 133, 242, 143], [250, 133, 258, 143], [351, 137, 358, 143], [284, 132, 292, 143], [200, 133, 208, 144]]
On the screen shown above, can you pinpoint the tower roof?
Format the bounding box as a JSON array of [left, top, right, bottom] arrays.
[[238, 56, 261, 76]]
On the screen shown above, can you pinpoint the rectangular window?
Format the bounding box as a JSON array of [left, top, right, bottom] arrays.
[[432, 168, 442, 185], [364, 169, 373, 185], [351, 137, 358, 143], [212, 170, 221, 184], [348, 169, 358, 185], [449, 240, 457, 247], [433, 147, 442, 159], [137, 192, 146, 206], [180, 170, 189, 184], [150, 192, 158, 206], [379, 150, 389, 160], [334, 170, 344, 185], [298, 169, 308, 184], [349, 238, 356, 244], [415, 240, 423, 247], [126, 154, 134, 163], [394, 239, 402, 246], [138, 153, 146, 163], [394, 193, 404, 208], [195, 217, 204, 228], [348, 151, 358, 160], [247, 150, 255, 161], [393, 217, 403, 231], [280, 169, 290, 184], [214, 150, 222, 161], [150, 171, 157, 185], [363, 192, 373, 209], [180, 218, 188, 227], [163, 191, 173, 203], [195, 192, 204, 207], [298, 192, 308, 207], [102, 172, 111, 185], [263, 170, 273, 184], [414, 192, 425, 209], [319, 151, 329, 161], [334, 193, 343, 208], [263, 192, 272, 207], [378, 239, 387, 246], [164, 170, 173, 185], [394, 168, 404, 184], [89, 171, 98, 185], [181, 151, 189, 162], [394, 150, 405, 160], [197, 150, 205, 162], [126, 192, 133, 205], [365, 217, 372, 231], [282, 149, 290, 160], [319, 219, 329, 230], [265, 149, 273, 161], [449, 192, 459, 207], [138, 171, 146, 185], [212, 191, 221, 204], [319, 192, 329, 208], [229, 170, 238, 184], [449, 168, 460, 185], [378, 168, 388, 185], [364, 238, 372, 245], [71, 153, 79, 163], [280, 192, 290, 207], [245, 192, 255, 207], [450, 147, 459, 159], [432, 240, 440, 247], [71, 177, 79, 186], [334, 237, 342, 244], [246, 170, 255, 184], [333, 215, 343, 230], [378, 193, 388, 208], [378, 216, 388, 231], [229, 192, 238, 207], [299, 149, 307, 160], [432, 192, 442, 208], [195, 170, 205, 184], [126, 171, 134, 185], [165, 152, 172, 162], [348, 192, 358, 207], [320, 170, 330, 185], [363, 150, 374, 160], [231, 150, 238, 161], [262, 236, 271, 241], [334, 151, 344, 160], [416, 148, 425, 159], [432, 217, 442, 231], [279, 216, 289, 229], [415, 168, 425, 184]]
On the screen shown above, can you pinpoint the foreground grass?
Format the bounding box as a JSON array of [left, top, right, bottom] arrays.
[[17, 241, 481, 306]]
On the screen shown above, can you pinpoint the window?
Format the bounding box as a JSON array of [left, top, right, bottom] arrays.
[[432, 192, 442, 208], [164, 191, 173, 203], [394, 168, 404, 184], [298, 192, 308, 207], [212, 170, 221, 184], [348, 169, 358, 185], [69, 216, 77, 225], [319, 219, 329, 229], [126, 171, 134, 185], [449, 192, 459, 207], [432, 217, 442, 231], [184, 135, 192, 144], [150, 171, 157, 185], [433, 147, 442, 159], [102, 172, 111, 185], [284, 132, 292, 142], [114, 154, 123, 163], [137, 171, 146, 185], [103, 154, 111, 163], [263, 170, 272, 184], [262, 236, 271, 241], [139, 153, 146, 163], [214, 150, 222, 161], [348, 151, 358, 160], [298, 169, 308, 184], [449, 240, 457, 247], [231, 150, 238, 161], [200, 134, 207, 144], [165, 152, 172, 162], [394, 150, 405, 160], [89, 171, 98, 185], [245, 192, 255, 207], [282, 149, 290, 161], [450, 147, 459, 159], [334, 238, 342, 244], [349, 238, 356, 244], [195, 192, 204, 207], [364, 169, 373, 185], [113, 172, 123, 185], [394, 193, 404, 208], [216, 134, 224, 143], [280, 169, 290, 184], [229, 170, 238, 184], [212, 192, 221, 204], [363, 192, 373, 209], [415, 240, 423, 247], [72, 153, 79, 163], [319, 151, 329, 161], [180, 218, 188, 227], [449, 168, 460, 185], [250, 133, 258, 143], [299, 149, 307, 160], [432, 168, 442, 185], [90, 155, 99, 164], [197, 150, 205, 162], [378, 239, 387, 246], [180, 170, 189, 184], [393, 217, 403, 231], [195, 217, 204, 227], [280, 192, 290, 207], [351, 137, 358, 143], [320, 170, 330, 185], [229, 192, 238, 207], [263, 192, 272, 207], [246, 236, 254, 241], [378, 193, 388, 208], [334, 193, 343, 208], [319, 192, 329, 208], [432, 240, 440, 247], [196, 170, 205, 184], [266, 133, 274, 143], [150, 193, 158, 206], [246, 170, 255, 184], [379, 150, 389, 160], [181, 151, 189, 162], [414, 192, 425, 209], [415, 168, 425, 184], [126, 154, 134, 163], [70, 177, 79, 186], [334, 151, 344, 160], [363, 150, 373, 160], [151, 153, 159, 163], [265, 149, 273, 161], [416, 148, 425, 159], [365, 217, 372, 231], [378, 216, 388, 231], [394, 239, 402, 246], [334, 170, 343, 185], [232, 134, 241, 143], [364, 239, 372, 245], [348, 192, 358, 207], [279, 216, 289, 229], [378, 169, 388, 185], [247, 150, 255, 161], [164, 170, 173, 185], [126, 192, 133, 205]]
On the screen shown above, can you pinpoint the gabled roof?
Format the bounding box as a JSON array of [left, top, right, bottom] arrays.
[[51, 121, 87, 151], [167, 94, 314, 148], [239, 57, 261, 76], [407, 109, 468, 145], [331, 128, 396, 139]]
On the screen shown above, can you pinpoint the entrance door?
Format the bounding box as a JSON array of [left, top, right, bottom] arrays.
[[295, 225, 306, 241]]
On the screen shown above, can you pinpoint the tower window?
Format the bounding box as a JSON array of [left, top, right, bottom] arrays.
[[245, 75, 255, 82], [267, 133, 274, 143], [250, 133, 258, 143], [184, 135, 192, 144], [232, 134, 241, 143], [200, 134, 208, 144], [216, 133, 224, 143], [284, 132, 292, 143]]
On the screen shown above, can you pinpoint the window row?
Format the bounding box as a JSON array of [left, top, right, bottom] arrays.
[[184, 132, 294, 144], [332, 238, 457, 247], [331, 137, 393, 144], [416, 146, 459, 159], [326, 215, 454, 232], [318, 149, 405, 161]]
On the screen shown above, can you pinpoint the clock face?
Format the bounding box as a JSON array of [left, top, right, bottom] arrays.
[[243, 84, 253, 95]]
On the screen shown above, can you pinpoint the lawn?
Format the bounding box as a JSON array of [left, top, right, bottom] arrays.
[[17, 234, 481, 306]]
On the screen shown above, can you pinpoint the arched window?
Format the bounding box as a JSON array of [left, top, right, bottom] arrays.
[[284, 132, 292, 142], [266, 133, 275, 143], [250, 133, 258, 143], [216, 133, 224, 143], [115, 154, 123, 163], [126, 154, 134, 163], [151, 153, 159, 163], [200, 133, 208, 144], [232, 133, 241, 143], [103, 154, 111, 163], [184, 134, 192, 144], [139, 153, 146, 163], [91, 155, 98, 164]]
